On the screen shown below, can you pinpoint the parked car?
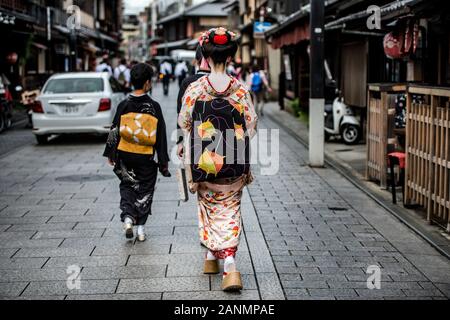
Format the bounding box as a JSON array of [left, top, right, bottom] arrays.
[[0, 74, 13, 133], [31, 72, 126, 144]]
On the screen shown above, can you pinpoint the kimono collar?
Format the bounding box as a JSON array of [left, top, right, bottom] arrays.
[[202, 75, 240, 97]]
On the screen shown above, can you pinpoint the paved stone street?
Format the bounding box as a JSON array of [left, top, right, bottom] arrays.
[[0, 81, 449, 300]]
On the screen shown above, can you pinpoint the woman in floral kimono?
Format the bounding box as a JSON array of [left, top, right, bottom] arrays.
[[178, 27, 257, 291]]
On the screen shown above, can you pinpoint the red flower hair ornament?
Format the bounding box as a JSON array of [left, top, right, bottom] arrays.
[[198, 27, 237, 47]]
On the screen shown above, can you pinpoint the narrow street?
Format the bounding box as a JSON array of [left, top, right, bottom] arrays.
[[0, 81, 449, 300]]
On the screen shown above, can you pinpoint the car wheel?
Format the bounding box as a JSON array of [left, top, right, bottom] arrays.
[[0, 115, 5, 133], [5, 116, 12, 129], [35, 135, 49, 145], [342, 125, 360, 145]]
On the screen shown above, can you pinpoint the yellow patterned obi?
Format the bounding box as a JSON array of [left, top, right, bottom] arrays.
[[118, 112, 158, 155]]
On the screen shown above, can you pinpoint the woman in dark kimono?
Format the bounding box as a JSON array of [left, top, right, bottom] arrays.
[[104, 63, 170, 242]]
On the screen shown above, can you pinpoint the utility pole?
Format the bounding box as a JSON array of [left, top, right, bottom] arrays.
[[309, 0, 325, 167]]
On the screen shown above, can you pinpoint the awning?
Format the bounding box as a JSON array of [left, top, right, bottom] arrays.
[[187, 38, 198, 48], [325, 0, 425, 29], [265, 10, 310, 49], [32, 42, 48, 50], [53, 24, 70, 34], [99, 32, 118, 44], [155, 38, 190, 50]]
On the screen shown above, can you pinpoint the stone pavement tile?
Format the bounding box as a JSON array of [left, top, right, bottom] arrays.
[[15, 247, 94, 258], [0, 248, 18, 258], [0, 231, 35, 240], [0, 257, 48, 269], [44, 255, 128, 268], [49, 215, 114, 223], [1, 295, 66, 300], [92, 244, 170, 256], [2, 239, 63, 251], [0, 282, 29, 297], [284, 289, 309, 298], [281, 280, 328, 289], [127, 253, 200, 266], [80, 265, 167, 280], [117, 277, 209, 293], [0, 267, 71, 282], [355, 288, 406, 298], [162, 290, 260, 300], [24, 209, 87, 217], [0, 216, 51, 225], [66, 293, 162, 300], [22, 279, 119, 296], [32, 229, 104, 239], [401, 289, 444, 297], [308, 288, 358, 298], [7, 222, 77, 232]]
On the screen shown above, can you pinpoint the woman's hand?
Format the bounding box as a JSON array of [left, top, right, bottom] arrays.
[[177, 143, 184, 160], [107, 158, 115, 166]]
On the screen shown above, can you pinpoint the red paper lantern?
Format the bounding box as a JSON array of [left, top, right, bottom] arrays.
[[383, 32, 404, 59]]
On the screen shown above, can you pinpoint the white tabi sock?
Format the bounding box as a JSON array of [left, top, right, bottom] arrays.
[[206, 251, 216, 260], [137, 225, 145, 236], [224, 256, 236, 274]]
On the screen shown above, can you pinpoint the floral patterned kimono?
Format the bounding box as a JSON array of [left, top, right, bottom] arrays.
[[178, 75, 257, 258]]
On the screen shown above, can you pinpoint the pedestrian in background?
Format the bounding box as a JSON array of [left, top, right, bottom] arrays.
[[103, 63, 171, 242], [174, 60, 188, 88], [246, 65, 272, 116], [160, 60, 172, 96], [95, 57, 113, 76], [178, 27, 258, 292], [114, 58, 131, 89]]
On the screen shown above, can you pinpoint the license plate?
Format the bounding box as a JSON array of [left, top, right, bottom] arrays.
[[62, 105, 79, 114]]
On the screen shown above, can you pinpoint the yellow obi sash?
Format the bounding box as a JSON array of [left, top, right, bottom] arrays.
[[118, 112, 158, 155]]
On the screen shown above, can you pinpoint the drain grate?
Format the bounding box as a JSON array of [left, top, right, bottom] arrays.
[[55, 174, 114, 183]]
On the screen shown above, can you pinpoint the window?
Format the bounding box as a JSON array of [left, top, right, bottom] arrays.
[[43, 78, 104, 93]]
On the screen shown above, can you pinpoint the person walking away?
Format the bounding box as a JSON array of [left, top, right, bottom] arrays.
[[178, 27, 258, 291], [246, 66, 272, 116], [160, 60, 172, 96], [95, 58, 113, 76], [114, 58, 131, 89], [103, 63, 171, 242], [176, 45, 211, 153], [174, 61, 188, 88]]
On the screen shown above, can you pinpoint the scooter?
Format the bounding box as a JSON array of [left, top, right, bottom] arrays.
[[324, 92, 361, 145]]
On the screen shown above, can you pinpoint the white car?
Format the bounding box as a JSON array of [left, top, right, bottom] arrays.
[[32, 72, 126, 144]]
